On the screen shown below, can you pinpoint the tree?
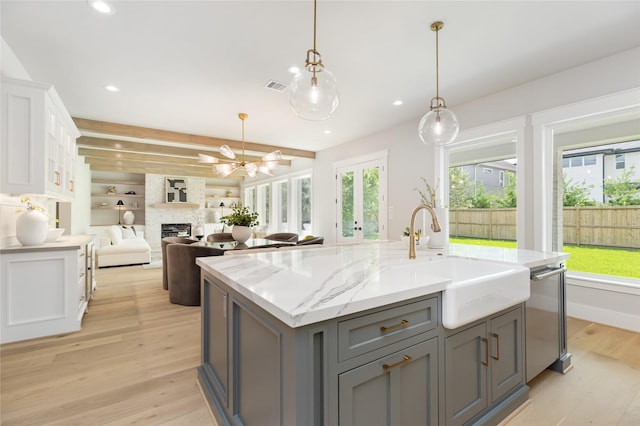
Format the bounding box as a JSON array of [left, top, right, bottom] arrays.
[[448, 167, 474, 208], [471, 183, 494, 208], [562, 174, 594, 207], [604, 165, 640, 206], [495, 171, 517, 208]]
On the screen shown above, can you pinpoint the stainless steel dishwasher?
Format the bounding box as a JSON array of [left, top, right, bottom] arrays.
[[526, 264, 572, 382]]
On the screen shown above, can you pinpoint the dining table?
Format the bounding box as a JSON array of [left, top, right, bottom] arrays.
[[190, 238, 296, 251]]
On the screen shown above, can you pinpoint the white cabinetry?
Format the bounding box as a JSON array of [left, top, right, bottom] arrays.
[[0, 236, 94, 344], [1, 77, 80, 200]]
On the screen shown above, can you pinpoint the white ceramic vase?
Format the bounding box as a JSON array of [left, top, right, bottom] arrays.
[[427, 207, 449, 249], [122, 210, 135, 225], [231, 225, 252, 243], [16, 210, 49, 246]]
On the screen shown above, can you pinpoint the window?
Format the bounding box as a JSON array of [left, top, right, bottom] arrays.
[[616, 154, 625, 169], [570, 157, 583, 167], [274, 180, 288, 232], [257, 184, 270, 229], [293, 175, 312, 235], [243, 172, 312, 235], [584, 155, 597, 166], [244, 187, 256, 211], [562, 158, 570, 168], [448, 130, 519, 248]]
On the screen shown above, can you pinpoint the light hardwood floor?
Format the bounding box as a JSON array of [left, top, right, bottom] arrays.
[[1, 264, 638, 425]]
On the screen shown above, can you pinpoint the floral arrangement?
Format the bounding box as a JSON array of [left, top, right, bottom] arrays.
[[220, 204, 259, 228], [414, 177, 439, 208], [17, 196, 57, 224]]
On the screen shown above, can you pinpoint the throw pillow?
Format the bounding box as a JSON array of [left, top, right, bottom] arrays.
[[108, 225, 123, 245], [121, 226, 136, 239]]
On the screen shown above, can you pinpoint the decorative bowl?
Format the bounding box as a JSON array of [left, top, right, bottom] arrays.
[[44, 228, 65, 243]]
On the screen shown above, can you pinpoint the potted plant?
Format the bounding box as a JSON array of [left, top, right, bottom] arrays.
[[220, 204, 259, 243]]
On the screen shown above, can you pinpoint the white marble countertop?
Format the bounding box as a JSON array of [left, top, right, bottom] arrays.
[[197, 241, 568, 328], [0, 234, 95, 253]]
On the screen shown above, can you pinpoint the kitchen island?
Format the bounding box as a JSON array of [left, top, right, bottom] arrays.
[[196, 242, 568, 426]]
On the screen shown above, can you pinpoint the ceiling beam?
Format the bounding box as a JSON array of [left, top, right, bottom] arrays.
[[78, 146, 292, 167], [87, 161, 242, 180], [73, 117, 316, 159]]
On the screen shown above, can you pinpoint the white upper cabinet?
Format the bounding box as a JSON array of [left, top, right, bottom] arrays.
[[1, 77, 80, 201]]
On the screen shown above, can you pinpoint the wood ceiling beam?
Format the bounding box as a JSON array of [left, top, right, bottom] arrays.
[[87, 161, 241, 180], [78, 147, 292, 167], [73, 117, 316, 159]]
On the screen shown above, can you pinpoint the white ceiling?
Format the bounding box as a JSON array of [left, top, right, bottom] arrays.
[[2, 1, 639, 152]]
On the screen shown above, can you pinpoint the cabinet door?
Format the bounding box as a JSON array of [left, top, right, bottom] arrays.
[[445, 323, 487, 426], [202, 278, 229, 406], [489, 308, 523, 403], [339, 338, 438, 426]]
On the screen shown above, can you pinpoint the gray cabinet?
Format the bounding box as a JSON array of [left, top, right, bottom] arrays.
[[199, 270, 527, 426], [339, 337, 438, 426], [445, 306, 524, 426], [201, 279, 229, 407]]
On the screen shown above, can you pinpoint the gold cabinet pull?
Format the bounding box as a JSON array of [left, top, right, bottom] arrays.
[[481, 337, 489, 367], [380, 319, 409, 333], [70, 180, 74, 192], [383, 355, 412, 371], [54, 171, 61, 186], [491, 333, 500, 361]]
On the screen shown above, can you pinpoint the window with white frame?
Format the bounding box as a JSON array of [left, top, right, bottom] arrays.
[[274, 180, 289, 232], [616, 154, 625, 169], [257, 184, 270, 230], [244, 187, 256, 211], [242, 170, 312, 236]]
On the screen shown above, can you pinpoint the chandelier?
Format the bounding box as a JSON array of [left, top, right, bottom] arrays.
[[418, 21, 459, 146], [289, 0, 339, 120], [199, 113, 281, 178]]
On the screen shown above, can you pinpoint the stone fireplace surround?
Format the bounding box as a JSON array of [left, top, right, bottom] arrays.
[[145, 174, 205, 249]]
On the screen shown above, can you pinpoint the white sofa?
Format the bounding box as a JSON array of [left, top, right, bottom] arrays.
[[97, 225, 151, 267]]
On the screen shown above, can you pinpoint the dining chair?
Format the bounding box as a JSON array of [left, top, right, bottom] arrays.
[[264, 232, 299, 242], [207, 232, 235, 242], [166, 243, 225, 305], [161, 236, 197, 290]]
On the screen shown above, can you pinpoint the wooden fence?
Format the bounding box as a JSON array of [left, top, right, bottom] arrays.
[[449, 206, 640, 249]]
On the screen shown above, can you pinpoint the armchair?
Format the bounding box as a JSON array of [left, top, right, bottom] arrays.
[[166, 243, 224, 306], [161, 236, 197, 290]]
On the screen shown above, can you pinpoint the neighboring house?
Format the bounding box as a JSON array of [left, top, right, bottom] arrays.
[[460, 160, 517, 196], [562, 140, 640, 203]]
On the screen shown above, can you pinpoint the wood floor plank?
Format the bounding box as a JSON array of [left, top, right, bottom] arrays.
[[2, 264, 638, 425]]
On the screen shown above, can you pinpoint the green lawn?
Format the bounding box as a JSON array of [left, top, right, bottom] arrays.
[[450, 237, 640, 279]]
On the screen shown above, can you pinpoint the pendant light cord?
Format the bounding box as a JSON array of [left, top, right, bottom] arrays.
[[313, 0, 317, 53], [435, 25, 439, 100]]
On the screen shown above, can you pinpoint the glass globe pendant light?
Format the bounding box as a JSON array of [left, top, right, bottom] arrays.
[[289, 0, 339, 121], [418, 21, 459, 146]]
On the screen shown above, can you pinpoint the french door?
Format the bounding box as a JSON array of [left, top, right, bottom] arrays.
[[336, 158, 387, 244]]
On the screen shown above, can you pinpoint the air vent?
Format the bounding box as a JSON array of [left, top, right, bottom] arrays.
[[264, 80, 288, 92]]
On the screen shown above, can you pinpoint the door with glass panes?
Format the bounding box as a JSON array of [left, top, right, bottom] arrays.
[[336, 159, 387, 244]]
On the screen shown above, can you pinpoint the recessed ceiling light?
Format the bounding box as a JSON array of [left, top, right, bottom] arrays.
[[323, 130, 331, 134], [288, 66, 300, 74], [89, 1, 114, 15], [103, 84, 120, 92], [393, 100, 403, 106]]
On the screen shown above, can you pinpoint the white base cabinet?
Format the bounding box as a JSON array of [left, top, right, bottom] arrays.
[[0, 236, 94, 344]]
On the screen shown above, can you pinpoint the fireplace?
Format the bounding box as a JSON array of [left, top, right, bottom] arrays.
[[161, 223, 192, 238]]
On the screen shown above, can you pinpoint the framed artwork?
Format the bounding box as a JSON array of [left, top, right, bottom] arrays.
[[166, 177, 188, 203]]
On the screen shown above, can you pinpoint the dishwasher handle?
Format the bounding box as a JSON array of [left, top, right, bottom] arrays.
[[531, 266, 566, 281]]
